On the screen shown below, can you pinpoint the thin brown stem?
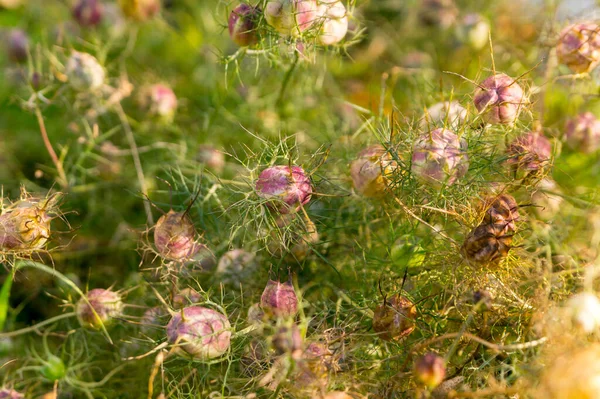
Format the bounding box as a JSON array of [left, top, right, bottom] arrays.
[[34, 107, 68, 188]]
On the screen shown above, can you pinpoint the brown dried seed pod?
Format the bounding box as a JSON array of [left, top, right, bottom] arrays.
[[372, 294, 417, 341], [0, 192, 61, 252], [481, 194, 519, 233], [461, 224, 513, 266]]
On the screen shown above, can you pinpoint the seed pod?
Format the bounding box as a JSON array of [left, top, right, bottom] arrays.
[[76, 289, 123, 329], [391, 235, 426, 268], [455, 13, 490, 50], [139, 84, 177, 122], [216, 249, 257, 284], [255, 165, 312, 214], [153, 210, 201, 261], [566, 293, 600, 334], [473, 73, 527, 125], [557, 23, 600, 74], [506, 131, 552, 172], [196, 144, 226, 173], [172, 288, 202, 309], [461, 224, 512, 266], [72, 0, 104, 27], [65, 51, 105, 92], [411, 128, 469, 187], [272, 324, 303, 357], [0, 389, 23, 399], [228, 4, 261, 47], [264, 0, 319, 37], [7, 29, 28, 63], [414, 353, 446, 389], [317, 0, 348, 45], [418, 0, 458, 29], [119, 0, 160, 21], [565, 112, 600, 153], [372, 294, 417, 341], [166, 306, 231, 360], [0, 194, 59, 251], [260, 279, 298, 318], [41, 354, 66, 382], [481, 194, 519, 233], [420, 101, 468, 130], [295, 341, 333, 387], [350, 144, 399, 197]]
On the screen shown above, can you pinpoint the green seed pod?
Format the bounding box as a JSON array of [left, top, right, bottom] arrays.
[[41, 355, 66, 382]]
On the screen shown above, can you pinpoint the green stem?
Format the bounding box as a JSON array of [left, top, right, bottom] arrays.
[[0, 312, 75, 338], [0, 268, 16, 331], [276, 52, 300, 107]]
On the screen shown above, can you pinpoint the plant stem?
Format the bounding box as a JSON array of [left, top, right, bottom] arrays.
[[115, 103, 154, 225], [34, 107, 68, 188], [0, 312, 76, 338], [276, 51, 299, 107]]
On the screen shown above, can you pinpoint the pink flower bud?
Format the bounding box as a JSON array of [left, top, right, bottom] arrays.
[[228, 4, 261, 47], [196, 144, 226, 173], [166, 306, 231, 360], [456, 13, 490, 50], [418, 0, 458, 29], [153, 210, 202, 261], [372, 294, 417, 341], [565, 112, 600, 153], [506, 131, 552, 172], [72, 0, 104, 27], [473, 73, 527, 125], [414, 353, 446, 389], [260, 279, 298, 318], [0, 200, 54, 251], [317, 0, 348, 45], [411, 128, 468, 187], [350, 144, 399, 197], [139, 84, 177, 122], [557, 23, 600, 74], [255, 165, 312, 213], [65, 51, 105, 91], [0, 389, 23, 399], [76, 289, 123, 329], [265, 0, 319, 36], [7, 29, 28, 63]]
